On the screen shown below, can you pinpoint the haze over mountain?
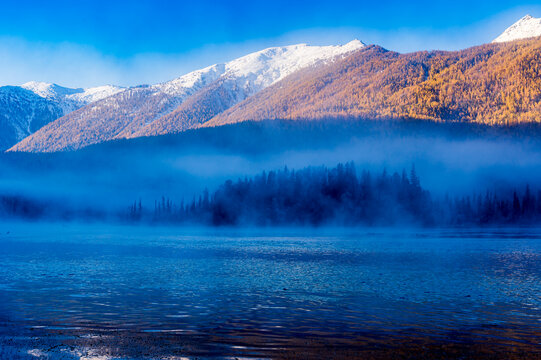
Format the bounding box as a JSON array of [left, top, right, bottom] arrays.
[[0, 82, 123, 150], [10, 41, 363, 152]]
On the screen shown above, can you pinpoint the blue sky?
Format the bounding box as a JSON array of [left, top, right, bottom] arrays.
[[0, 0, 540, 87]]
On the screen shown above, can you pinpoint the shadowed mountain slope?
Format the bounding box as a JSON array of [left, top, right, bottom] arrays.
[[0, 82, 123, 150], [0, 87, 64, 150]]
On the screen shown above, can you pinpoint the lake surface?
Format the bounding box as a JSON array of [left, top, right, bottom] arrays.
[[0, 223, 540, 359]]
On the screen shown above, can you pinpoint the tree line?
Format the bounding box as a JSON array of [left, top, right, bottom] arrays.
[[1, 161, 538, 227], [129, 162, 541, 226]]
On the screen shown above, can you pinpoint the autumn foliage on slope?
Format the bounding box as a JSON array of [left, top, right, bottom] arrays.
[[206, 37, 541, 127]]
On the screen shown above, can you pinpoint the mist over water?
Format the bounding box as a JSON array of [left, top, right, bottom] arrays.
[[1, 120, 541, 358], [1, 120, 541, 220]]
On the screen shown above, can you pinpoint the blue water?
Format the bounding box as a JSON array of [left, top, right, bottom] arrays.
[[0, 223, 540, 359]]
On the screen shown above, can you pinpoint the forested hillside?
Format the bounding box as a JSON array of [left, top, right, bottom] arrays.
[[206, 37, 541, 127]]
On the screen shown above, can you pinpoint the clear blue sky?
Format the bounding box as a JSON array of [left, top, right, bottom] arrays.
[[0, 0, 540, 87]]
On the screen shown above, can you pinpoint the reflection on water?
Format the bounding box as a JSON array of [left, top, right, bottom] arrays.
[[0, 224, 540, 359]]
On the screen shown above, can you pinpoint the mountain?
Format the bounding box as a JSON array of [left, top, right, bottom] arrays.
[[0, 82, 123, 150], [11, 14, 541, 154], [0, 86, 64, 150], [204, 37, 541, 128], [20, 82, 123, 112], [493, 15, 541, 43], [10, 41, 364, 152]]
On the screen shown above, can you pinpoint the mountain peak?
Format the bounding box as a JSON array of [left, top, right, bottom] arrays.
[[20, 81, 124, 104], [157, 40, 365, 97], [492, 14, 541, 43], [21, 81, 82, 99], [345, 39, 365, 47]]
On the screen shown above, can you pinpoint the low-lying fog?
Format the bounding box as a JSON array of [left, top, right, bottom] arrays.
[[1, 120, 540, 218]]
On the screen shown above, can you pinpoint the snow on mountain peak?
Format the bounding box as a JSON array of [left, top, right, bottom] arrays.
[[21, 81, 124, 103], [156, 40, 365, 97], [222, 40, 365, 91], [21, 81, 81, 99], [493, 14, 541, 43], [8, 40, 366, 152], [68, 85, 125, 104]]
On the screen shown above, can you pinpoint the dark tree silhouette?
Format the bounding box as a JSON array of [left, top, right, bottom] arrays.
[[138, 163, 541, 227]]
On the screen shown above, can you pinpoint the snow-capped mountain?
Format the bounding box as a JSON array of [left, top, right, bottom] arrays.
[[156, 40, 364, 97], [0, 86, 63, 150], [21, 81, 124, 113], [493, 15, 541, 43], [0, 82, 124, 150], [132, 40, 365, 137], [204, 38, 541, 128], [11, 40, 364, 152]]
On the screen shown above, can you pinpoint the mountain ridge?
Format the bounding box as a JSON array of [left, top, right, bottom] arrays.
[[21, 81, 123, 110], [8, 14, 541, 153], [0, 81, 124, 150], [10, 40, 364, 152], [203, 38, 541, 127]]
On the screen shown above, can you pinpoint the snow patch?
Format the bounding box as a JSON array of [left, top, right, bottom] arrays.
[[493, 14, 541, 43], [154, 40, 365, 98], [18, 81, 125, 115], [27, 349, 47, 358]]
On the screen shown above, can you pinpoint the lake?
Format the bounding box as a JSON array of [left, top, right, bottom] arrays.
[[0, 223, 540, 359]]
